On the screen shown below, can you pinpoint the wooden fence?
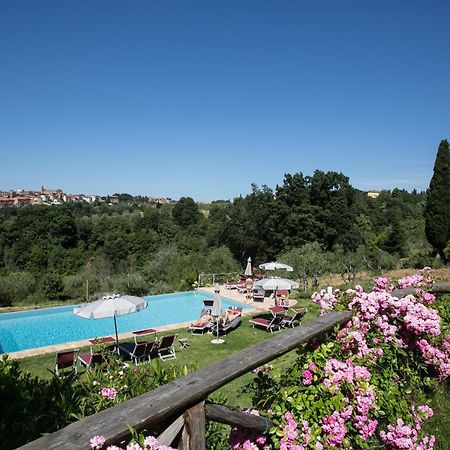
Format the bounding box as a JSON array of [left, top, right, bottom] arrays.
[[198, 271, 241, 287]]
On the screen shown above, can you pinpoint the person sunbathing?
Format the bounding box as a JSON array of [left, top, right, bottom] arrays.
[[191, 309, 213, 327], [220, 309, 240, 325]]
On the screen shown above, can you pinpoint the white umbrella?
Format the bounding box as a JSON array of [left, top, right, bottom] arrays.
[[211, 287, 224, 344], [244, 257, 252, 277], [74, 294, 147, 347], [259, 261, 293, 272], [253, 277, 299, 300]]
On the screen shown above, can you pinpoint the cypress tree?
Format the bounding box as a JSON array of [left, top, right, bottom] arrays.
[[424, 139, 450, 263]]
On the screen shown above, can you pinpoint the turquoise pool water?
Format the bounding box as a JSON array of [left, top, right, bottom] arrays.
[[0, 291, 249, 354]]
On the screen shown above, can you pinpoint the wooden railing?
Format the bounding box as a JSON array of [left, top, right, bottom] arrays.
[[19, 311, 352, 450], [198, 271, 241, 287], [391, 280, 450, 297]]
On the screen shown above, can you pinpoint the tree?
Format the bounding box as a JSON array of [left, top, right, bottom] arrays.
[[171, 197, 202, 228], [281, 242, 329, 290], [40, 271, 64, 300], [425, 139, 450, 263]]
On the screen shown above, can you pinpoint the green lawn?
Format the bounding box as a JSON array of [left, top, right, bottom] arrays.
[[18, 300, 315, 408]]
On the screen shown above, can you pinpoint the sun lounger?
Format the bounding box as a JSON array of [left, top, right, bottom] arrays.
[[249, 315, 283, 333], [55, 348, 79, 375], [252, 288, 265, 302], [276, 289, 290, 298], [131, 328, 157, 343], [268, 306, 286, 315], [225, 279, 246, 290], [157, 334, 177, 361], [218, 308, 242, 334], [189, 321, 214, 334], [78, 351, 105, 369], [189, 306, 215, 334], [118, 341, 157, 365], [281, 307, 306, 328]]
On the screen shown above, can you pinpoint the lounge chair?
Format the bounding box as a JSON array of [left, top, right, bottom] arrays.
[[118, 341, 157, 365], [189, 320, 214, 335], [249, 315, 283, 333], [276, 289, 290, 298], [157, 334, 177, 361], [189, 307, 214, 334], [281, 307, 306, 328], [225, 279, 246, 290], [55, 348, 79, 375], [218, 307, 242, 335], [252, 288, 265, 302], [78, 351, 105, 369], [268, 306, 286, 315]]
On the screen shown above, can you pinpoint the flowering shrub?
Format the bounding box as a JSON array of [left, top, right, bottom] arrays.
[[397, 268, 434, 289], [380, 405, 435, 450], [239, 269, 449, 449], [228, 409, 268, 449]]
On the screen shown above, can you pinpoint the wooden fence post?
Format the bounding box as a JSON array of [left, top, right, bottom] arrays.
[[179, 402, 205, 450]]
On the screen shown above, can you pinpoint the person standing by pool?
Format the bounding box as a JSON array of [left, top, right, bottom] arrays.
[[246, 277, 253, 300]]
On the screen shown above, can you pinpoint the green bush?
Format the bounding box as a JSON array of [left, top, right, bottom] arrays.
[[0, 351, 193, 449], [0, 271, 36, 306]]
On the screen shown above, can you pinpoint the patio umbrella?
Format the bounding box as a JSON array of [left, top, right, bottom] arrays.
[[253, 277, 299, 300], [211, 286, 224, 344], [73, 294, 147, 348], [244, 257, 252, 277], [259, 261, 293, 272]]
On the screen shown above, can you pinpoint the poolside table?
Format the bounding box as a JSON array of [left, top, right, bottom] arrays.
[[132, 328, 157, 343]]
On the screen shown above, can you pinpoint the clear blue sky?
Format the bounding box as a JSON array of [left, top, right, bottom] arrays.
[[1, 1, 449, 201]]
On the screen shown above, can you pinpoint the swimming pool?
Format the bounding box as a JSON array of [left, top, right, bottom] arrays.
[[0, 291, 250, 354]]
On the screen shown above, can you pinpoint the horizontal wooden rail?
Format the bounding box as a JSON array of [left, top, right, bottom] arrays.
[[392, 280, 450, 297], [205, 403, 274, 433], [19, 311, 352, 450]]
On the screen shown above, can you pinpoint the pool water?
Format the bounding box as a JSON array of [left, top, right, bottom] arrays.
[[0, 291, 249, 354]]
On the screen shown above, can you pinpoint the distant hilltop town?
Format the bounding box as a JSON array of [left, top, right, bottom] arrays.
[[0, 186, 174, 208]]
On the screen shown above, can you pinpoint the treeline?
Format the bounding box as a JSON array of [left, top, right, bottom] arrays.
[[0, 170, 433, 307]]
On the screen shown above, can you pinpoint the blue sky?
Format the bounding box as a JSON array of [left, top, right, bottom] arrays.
[[1, 1, 449, 201]]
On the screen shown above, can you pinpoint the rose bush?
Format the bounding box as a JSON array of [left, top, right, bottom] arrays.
[[235, 268, 449, 449]]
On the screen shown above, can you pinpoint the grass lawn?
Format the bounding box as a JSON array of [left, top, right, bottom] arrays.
[[18, 300, 316, 408], [424, 382, 450, 450]]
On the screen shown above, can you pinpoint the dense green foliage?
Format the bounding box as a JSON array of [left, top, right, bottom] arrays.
[[0, 170, 433, 307], [425, 139, 450, 263], [0, 352, 191, 449]]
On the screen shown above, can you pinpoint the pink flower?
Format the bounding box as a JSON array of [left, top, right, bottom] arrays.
[[90, 435, 106, 449], [101, 387, 118, 400], [302, 370, 313, 385]]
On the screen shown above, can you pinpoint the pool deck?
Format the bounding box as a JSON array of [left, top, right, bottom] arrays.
[[6, 286, 294, 359]]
